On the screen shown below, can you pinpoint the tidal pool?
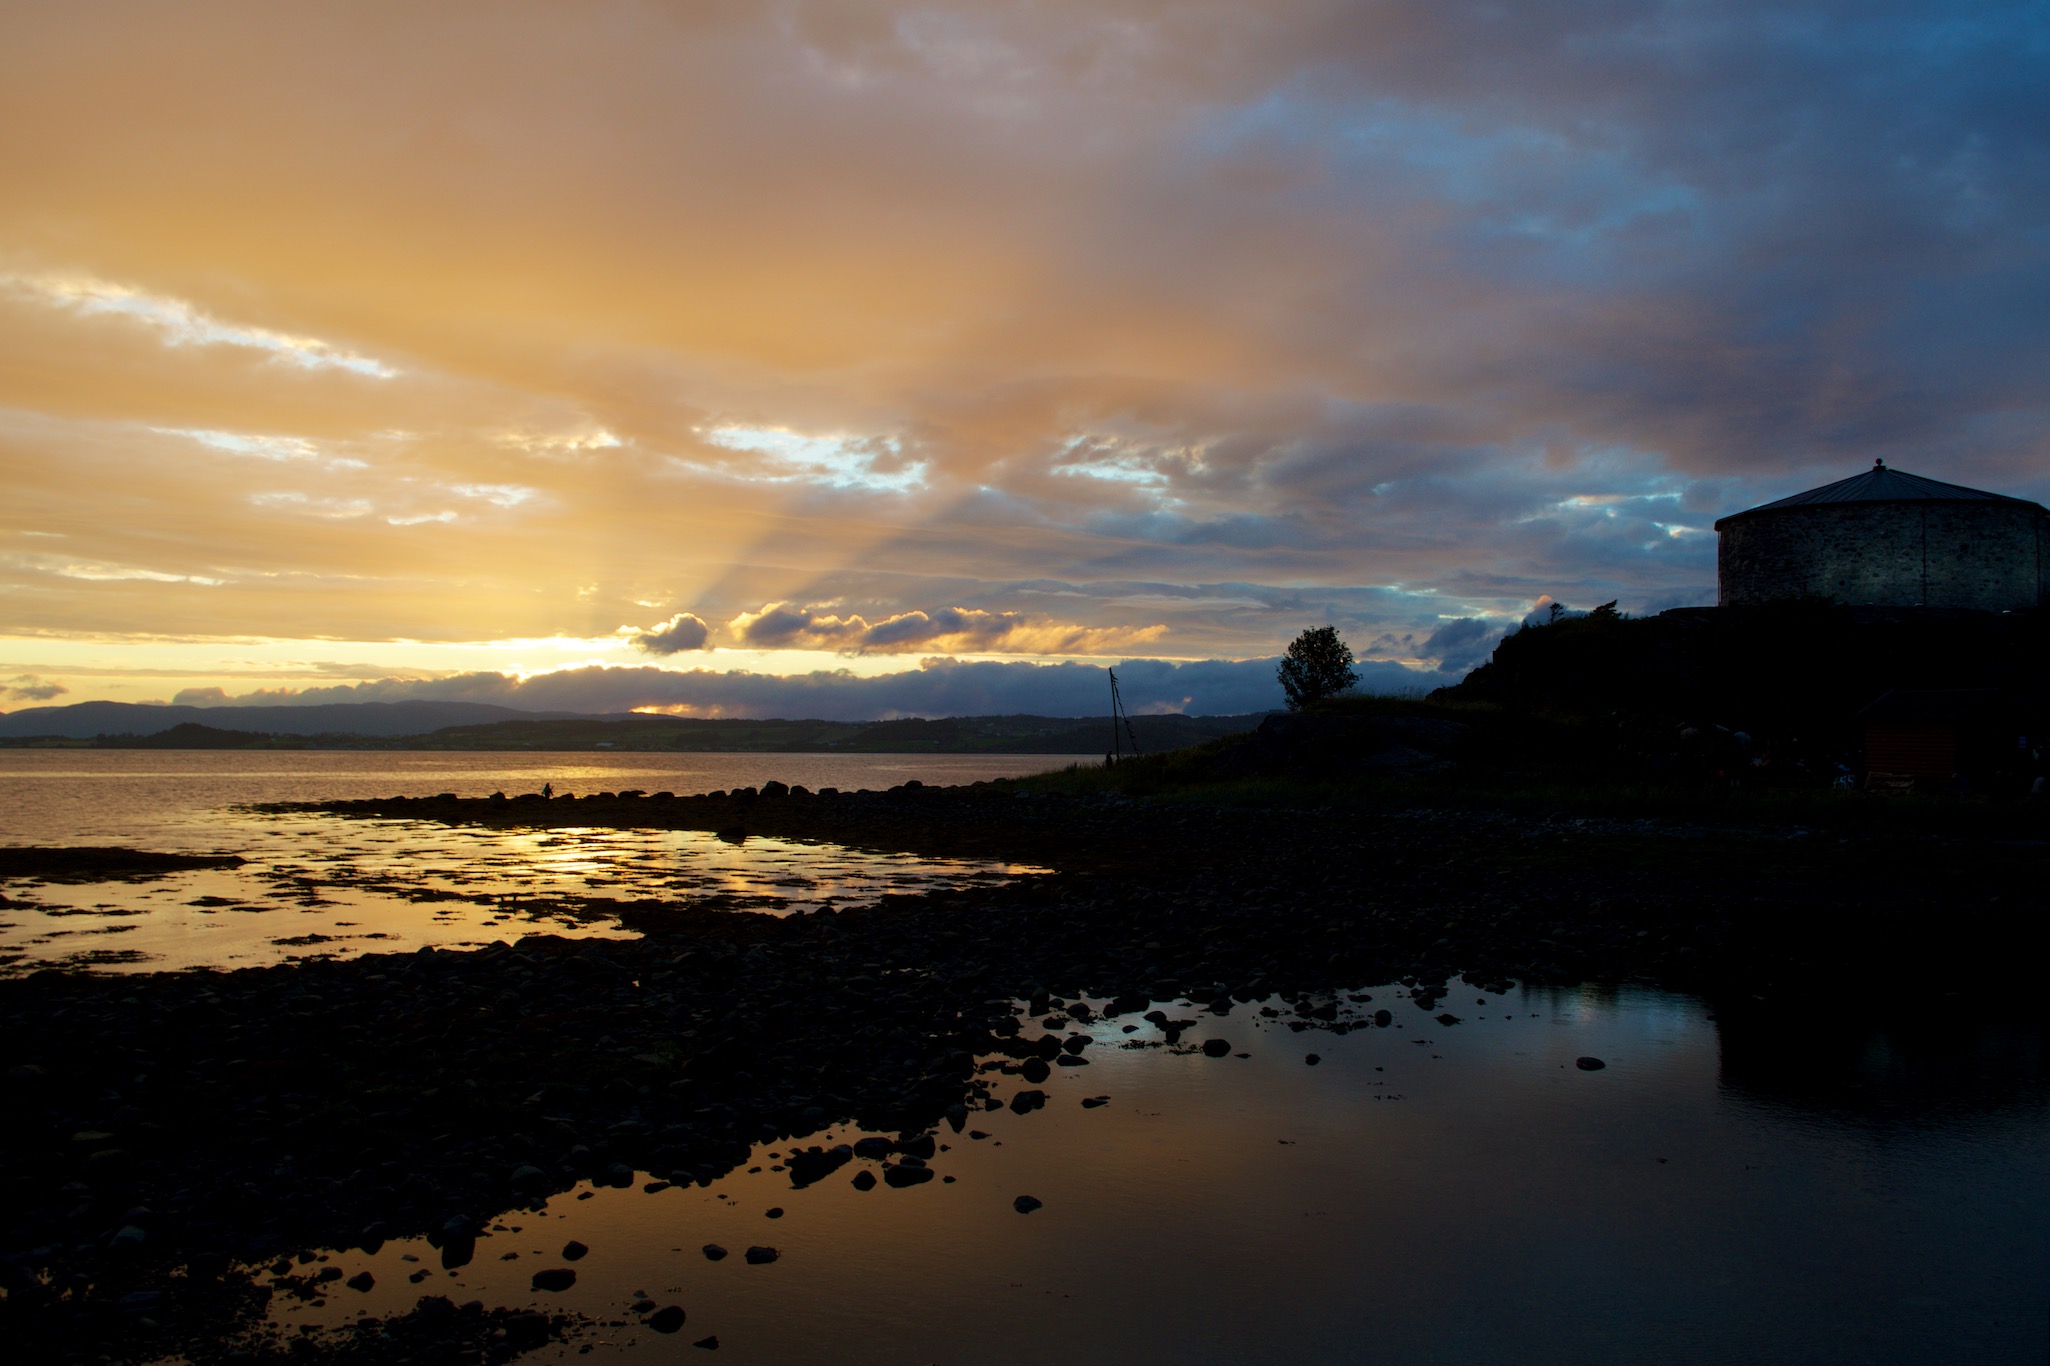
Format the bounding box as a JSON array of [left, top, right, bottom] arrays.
[[251, 979, 2049, 1364], [0, 751, 1069, 974], [0, 818, 1046, 974]]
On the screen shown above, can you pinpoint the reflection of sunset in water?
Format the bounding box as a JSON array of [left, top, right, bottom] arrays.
[[251, 981, 2048, 1364], [0, 815, 1047, 976]]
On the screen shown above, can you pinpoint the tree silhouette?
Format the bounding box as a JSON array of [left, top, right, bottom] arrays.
[[1277, 626, 1359, 710]]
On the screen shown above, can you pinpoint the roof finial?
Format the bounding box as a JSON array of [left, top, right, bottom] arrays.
[[1874, 458, 1885, 470]]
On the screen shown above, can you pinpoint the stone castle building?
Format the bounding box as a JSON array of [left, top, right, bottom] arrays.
[[1715, 461, 2050, 611]]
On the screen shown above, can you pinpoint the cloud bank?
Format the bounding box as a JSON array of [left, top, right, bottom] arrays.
[[178, 654, 1441, 722], [724, 602, 1162, 656]]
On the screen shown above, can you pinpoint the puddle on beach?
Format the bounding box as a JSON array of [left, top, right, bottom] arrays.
[[0, 816, 1047, 976], [241, 980, 2049, 1365]]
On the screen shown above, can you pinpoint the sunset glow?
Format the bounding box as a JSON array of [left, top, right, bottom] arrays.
[[5, 1, 2045, 717]]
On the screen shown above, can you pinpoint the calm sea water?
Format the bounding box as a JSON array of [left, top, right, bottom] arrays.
[[4, 755, 2044, 1361], [262, 980, 2050, 1365], [0, 751, 1087, 974]]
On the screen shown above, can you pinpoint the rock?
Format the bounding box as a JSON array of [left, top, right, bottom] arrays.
[[785, 1145, 852, 1187], [562, 1240, 588, 1261], [694, 1335, 720, 1350], [701, 1244, 729, 1260], [743, 1245, 779, 1264], [1013, 1195, 1043, 1213], [764, 1207, 784, 1218], [346, 1271, 374, 1292], [648, 1304, 687, 1334], [852, 1136, 894, 1160], [1374, 1009, 1393, 1026], [1304, 1053, 1321, 1066], [1008, 1088, 1046, 1114], [851, 1170, 877, 1191], [883, 1163, 935, 1187], [1020, 1057, 1052, 1084], [1575, 1056, 1607, 1071], [510, 1164, 548, 1188], [439, 1236, 475, 1271], [1435, 1013, 1463, 1026], [1201, 1038, 1232, 1058], [531, 1268, 577, 1292], [505, 1311, 551, 1342]]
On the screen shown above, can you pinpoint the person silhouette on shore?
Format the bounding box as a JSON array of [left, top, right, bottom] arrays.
[[542, 782, 553, 800]]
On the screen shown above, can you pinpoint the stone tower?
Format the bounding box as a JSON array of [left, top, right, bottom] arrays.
[[1714, 462, 2050, 610]]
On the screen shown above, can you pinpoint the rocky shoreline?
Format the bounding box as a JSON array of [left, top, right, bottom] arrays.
[[3, 778, 2043, 1360]]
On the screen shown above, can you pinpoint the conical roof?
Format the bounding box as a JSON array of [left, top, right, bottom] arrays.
[[1715, 461, 2037, 528]]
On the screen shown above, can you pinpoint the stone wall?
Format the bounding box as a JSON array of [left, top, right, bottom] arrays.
[[1718, 501, 2050, 610]]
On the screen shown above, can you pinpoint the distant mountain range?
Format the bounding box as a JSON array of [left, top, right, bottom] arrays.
[[0, 700, 1267, 753], [0, 699, 581, 739]]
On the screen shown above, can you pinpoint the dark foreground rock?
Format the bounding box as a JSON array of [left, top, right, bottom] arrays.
[[2, 780, 2045, 1360], [0, 846, 246, 880]]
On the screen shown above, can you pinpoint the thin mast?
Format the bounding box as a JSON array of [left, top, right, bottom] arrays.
[[1108, 667, 1142, 762]]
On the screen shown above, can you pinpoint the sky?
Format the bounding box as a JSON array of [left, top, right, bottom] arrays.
[[4, 0, 2047, 719]]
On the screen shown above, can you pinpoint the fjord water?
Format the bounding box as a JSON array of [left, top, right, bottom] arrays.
[[0, 751, 1083, 974], [262, 981, 2048, 1364], [4, 753, 2045, 1361], [0, 749, 1095, 847]]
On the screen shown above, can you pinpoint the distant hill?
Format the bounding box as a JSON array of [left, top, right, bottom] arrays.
[[0, 703, 1269, 753], [406, 711, 1267, 754], [0, 698, 579, 740]]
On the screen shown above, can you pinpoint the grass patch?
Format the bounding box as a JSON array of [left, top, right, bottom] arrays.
[[1013, 695, 2050, 841]]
